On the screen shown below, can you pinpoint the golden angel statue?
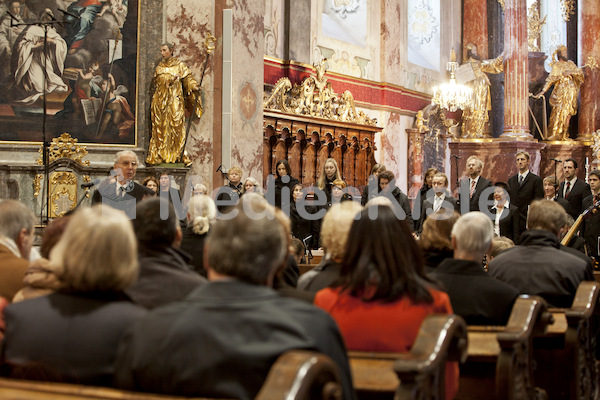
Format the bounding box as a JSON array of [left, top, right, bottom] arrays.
[[532, 45, 584, 141], [147, 43, 203, 164], [460, 44, 504, 139]]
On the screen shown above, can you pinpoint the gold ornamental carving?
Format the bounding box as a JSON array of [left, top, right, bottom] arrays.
[[592, 130, 600, 165], [560, 0, 575, 22], [263, 60, 377, 127], [33, 174, 42, 197], [527, 1, 546, 52], [37, 133, 90, 166], [583, 57, 600, 71], [497, 0, 504, 12], [49, 171, 77, 218]]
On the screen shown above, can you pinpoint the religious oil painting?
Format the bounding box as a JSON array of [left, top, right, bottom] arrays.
[[0, 0, 138, 145]]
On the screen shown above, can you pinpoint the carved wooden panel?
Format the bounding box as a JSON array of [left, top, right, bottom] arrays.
[[263, 110, 381, 190]]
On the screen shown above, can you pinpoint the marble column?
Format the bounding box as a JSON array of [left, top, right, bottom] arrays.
[[463, 0, 488, 59], [577, 0, 600, 140], [501, 0, 532, 139]]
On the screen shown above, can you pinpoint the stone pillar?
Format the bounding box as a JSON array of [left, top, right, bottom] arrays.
[[577, 0, 600, 140], [487, 0, 505, 137], [284, 0, 311, 63], [501, 0, 532, 139], [463, 0, 488, 59]]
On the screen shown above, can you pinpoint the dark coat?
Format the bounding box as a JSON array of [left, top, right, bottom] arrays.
[[421, 248, 454, 273], [360, 175, 379, 205], [488, 204, 520, 243], [417, 194, 458, 233], [297, 259, 341, 293], [558, 178, 592, 218], [431, 259, 519, 325], [290, 203, 321, 250], [274, 176, 300, 210], [179, 226, 208, 277], [581, 194, 600, 257], [215, 182, 243, 213], [458, 176, 493, 213], [554, 196, 573, 216], [508, 172, 544, 232], [488, 230, 593, 307], [126, 247, 207, 309], [113, 281, 356, 400], [2, 291, 146, 386], [378, 186, 414, 230], [91, 180, 154, 217]]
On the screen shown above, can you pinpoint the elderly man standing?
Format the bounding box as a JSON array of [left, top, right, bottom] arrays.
[[92, 151, 154, 217], [114, 201, 356, 400], [488, 200, 592, 308], [0, 200, 36, 301]]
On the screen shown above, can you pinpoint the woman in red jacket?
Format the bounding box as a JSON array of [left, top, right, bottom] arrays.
[[314, 205, 458, 399]]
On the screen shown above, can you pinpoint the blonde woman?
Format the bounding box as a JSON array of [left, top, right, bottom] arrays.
[[180, 195, 216, 276], [1, 205, 146, 386], [317, 158, 342, 201]]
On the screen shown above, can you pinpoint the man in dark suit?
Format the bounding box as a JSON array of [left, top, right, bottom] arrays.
[[488, 182, 520, 242], [558, 158, 591, 219], [459, 155, 492, 213], [92, 150, 154, 218], [430, 212, 519, 325], [114, 201, 356, 400], [543, 175, 571, 215], [417, 172, 457, 233], [507, 151, 543, 235], [581, 170, 600, 258]]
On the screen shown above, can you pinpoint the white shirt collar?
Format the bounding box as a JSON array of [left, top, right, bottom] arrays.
[[519, 170, 529, 180]]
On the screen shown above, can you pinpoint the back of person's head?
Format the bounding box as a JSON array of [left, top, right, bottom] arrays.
[[527, 199, 567, 235], [451, 212, 494, 256], [133, 198, 178, 249], [365, 196, 393, 208], [419, 210, 460, 252], [50, 205, 138, 292], [40, 215, 72, 258], [0, 200, 36, 242], [187, 195, 216, 235], [338, 206, 434, 303], [321, 202, 363, 261], [206, 202, 288, 285], [489, 236, 515, 259], [291, 238, 305, 262]]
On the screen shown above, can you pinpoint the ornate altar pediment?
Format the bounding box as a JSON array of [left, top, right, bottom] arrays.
[[37, 133, 90, 166], [263, 61, 377, 127]]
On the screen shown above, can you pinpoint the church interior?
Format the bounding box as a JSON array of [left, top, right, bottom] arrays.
[[1, 1, 600, 399]]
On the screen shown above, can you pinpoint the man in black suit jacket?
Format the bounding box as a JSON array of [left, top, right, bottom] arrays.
[[558, 158, 591, 219], [92, 150, 154, 218], [417, 172, 457, 233], [430, 212, 519, 325], [507, 151, 543, 234], [488, 182, 520, 242], [459, 155, 492, 213], [114, 201, 356, 400], [581, 170, 600, 258], [543, 175, 572, 215]]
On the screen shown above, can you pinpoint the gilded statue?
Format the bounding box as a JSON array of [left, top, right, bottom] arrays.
[[532, 45, 584, 141], [461, 44, 504, 139], [147, 43, 203, 165]]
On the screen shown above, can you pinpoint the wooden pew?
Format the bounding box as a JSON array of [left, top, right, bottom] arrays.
[[0, 350, 343, 400], [458, 295, 552, 400], [532, 281, 600, 400], [349, 314, 468, 400]]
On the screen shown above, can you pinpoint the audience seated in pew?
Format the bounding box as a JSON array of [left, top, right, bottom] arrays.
[[0, 200, 36, 302], [127, 198, 206, 309], [298, 201, 363, 292], [430, 212, 519, 325], [313, 205, 458, 400], [489, 199, 593, 307], [179, 194, 216, 277], [12, 215, 71, 303], [418, 210, 459, 272], [1, 205, 147, 386], [113, 200, 356, 400]]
